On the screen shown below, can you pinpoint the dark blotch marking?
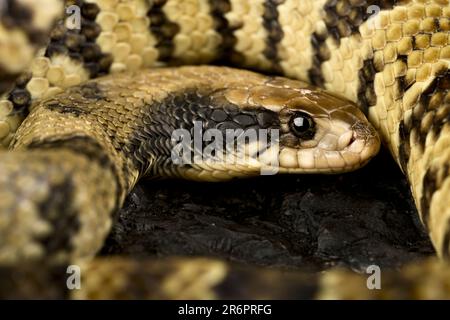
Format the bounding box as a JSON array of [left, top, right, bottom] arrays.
[[398, 120, 411, 173], [0, 69, 20, 96], [357, 58, 378, 113], [420, 164, 449, 232], [44, 82, 106, 116], [214, 266, 319, 299], [147, 0, 180, 62], [358, 47, 406, 114], [308, 31, 329, 87], [8, 87, 31, 112], [420, 167, 437, 230], [37, 176, 81, 255], [45, 102, 86, 117], [125, 89, 280, 177], [5, 72, 33, 115], [323, 1, 397, 43], [45, 0, 112, 78], [211, 109, 228, 122], [27, 136, 124, 220], [0, 0, 52, 44], [27, 136, 115, 171], [0, 265, 69, 299], [262, 0, 285, 73], [308, 0, 397, 87], [4, 0, 112, 116], [208, 0, 244, 65], [397, 68, 450, 173], [78, 82, 106, 101]]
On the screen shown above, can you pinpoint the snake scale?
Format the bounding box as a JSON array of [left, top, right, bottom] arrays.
[[0, 0, 449, 299]]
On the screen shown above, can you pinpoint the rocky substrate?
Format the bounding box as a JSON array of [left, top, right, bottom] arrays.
[[101, 149, 435, 273]]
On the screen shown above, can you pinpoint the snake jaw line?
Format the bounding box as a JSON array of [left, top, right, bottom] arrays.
[[275, 115, 381, 173]]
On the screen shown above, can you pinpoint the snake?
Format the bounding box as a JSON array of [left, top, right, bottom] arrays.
[[0, 0, 448, 299]]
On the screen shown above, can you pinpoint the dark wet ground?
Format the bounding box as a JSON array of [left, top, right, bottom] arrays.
[[101, 149, 434, 273]]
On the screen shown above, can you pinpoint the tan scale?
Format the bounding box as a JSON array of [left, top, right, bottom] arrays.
[[277, 0, 327, 81], [322, 32, 374, 102], [70, 258, 228, 299], [0, 0, 449, 298], [318, 257, 450, 299], [225, 0, 272, 70], [0, 25, 35, 76], [0, 0, 62, 76], [0, 0, 63, 146], [0, 66, 379, 264], [163, 0, 221, 63], [356, 2, 449, 255], [278, 0, 450, 256], [91, 0, 159, 72]]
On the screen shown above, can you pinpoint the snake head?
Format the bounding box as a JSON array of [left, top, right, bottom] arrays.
[[271, 86, 381, 174], [202, 77, 382, 177], [142, 69, 382, 180]]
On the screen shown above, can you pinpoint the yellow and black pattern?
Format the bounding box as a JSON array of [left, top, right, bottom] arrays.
[[0, 0, 63, 94], [0, 65, 379, 264], [0, 0, 449, 298], [0, 256, 449, 299]]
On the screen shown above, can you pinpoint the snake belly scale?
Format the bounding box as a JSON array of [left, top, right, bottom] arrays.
[[0, 0, 448, 299]]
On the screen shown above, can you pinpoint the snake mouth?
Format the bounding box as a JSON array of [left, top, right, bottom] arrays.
[[188, 120, 381, 177], [272, 121, 381, 174]]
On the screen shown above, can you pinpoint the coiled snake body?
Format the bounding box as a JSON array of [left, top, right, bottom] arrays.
[[0, 0, 449, 299]]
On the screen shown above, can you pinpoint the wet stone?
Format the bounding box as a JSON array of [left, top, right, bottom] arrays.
[[102, 150, 435, 272]]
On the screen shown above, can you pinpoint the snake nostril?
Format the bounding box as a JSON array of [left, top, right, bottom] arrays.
[[338, 131, 354, 150], [348, 133, 356, 146]]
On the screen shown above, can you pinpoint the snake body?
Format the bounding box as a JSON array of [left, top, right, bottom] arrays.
[[0, 0, 449, 298], [1, 66, 380, 263]]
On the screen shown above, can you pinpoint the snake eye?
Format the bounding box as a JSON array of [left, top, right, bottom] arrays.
[[289, 112, 315, 139]]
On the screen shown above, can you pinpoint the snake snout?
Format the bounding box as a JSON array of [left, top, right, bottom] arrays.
[[306, 119, 380, 173], [278, 114, 380, 174], [338, 121, 381, 169]]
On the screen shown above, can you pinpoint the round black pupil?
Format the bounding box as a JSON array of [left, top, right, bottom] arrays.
[[293, 116, 310, 132]]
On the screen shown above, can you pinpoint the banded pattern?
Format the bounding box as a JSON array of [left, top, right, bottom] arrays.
[[162, 0, 220, 63], [0, 0, 63, 93], [147, 0, 178, 61], [277, 0, 327, 81], [0, 66, 379, 266], [0, 257, 449, 299], [225, 0, 273, 70], [45, 1, 112, 79], [261, 0, 285, 72], [0, 0, 449, 298], [0, 148, 118, 263], [307, 1, 398, 88], [208, 0, 241, 64]]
